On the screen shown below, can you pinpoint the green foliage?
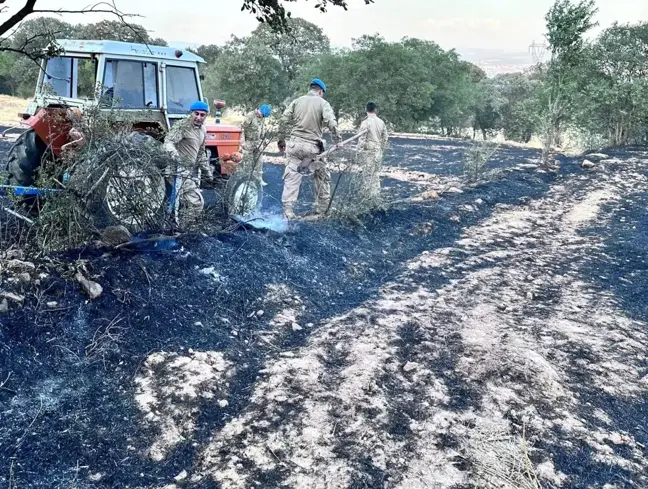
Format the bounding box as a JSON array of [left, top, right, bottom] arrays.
[[574, 22, 648, 145], [252, 18, 330, 83], [76, 20, 163, 45], [491, 73, 542, 143], [201, 18, 329, 111], [190, 44, 221, 63], [540, 0, 598, 162], [297, 36, 483, 133], [0, 51, 17, 94], [2, 4, 648, 150], [545, 0, 598, 68], [472, 78, 504, 139], [202, 36, 288, 112]]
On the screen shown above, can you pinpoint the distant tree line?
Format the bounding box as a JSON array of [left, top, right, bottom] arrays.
[[200, 10, 648, 147], [1, 0, 646, 148]]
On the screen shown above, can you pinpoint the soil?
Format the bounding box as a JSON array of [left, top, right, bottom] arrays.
[[1, 131, 647, 489]]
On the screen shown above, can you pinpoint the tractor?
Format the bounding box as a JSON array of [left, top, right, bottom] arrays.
[[1, 39, 262, 228]]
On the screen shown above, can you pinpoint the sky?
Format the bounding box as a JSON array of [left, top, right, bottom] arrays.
[[4, 0, 648, 55]]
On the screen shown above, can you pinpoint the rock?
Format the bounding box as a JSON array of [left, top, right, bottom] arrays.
[[46, 301, 58, 308], [101, 225, 132, 246], [0, 299, 8, 312], [218, 399, 229, 408], [75, 272, 103, 300], [292, 322, 303, 331], [88, 473, 104, 482], [4, 249, 24, 260], [6, 259, 35, 271], [1, 292, 24, 304], [403, 361, 419, 372], [526, 291, 534, 300], [445, 187, 463, 194], [449, 215, 461, 222], [256, 309, 264, 318], [587, 152, 609, 161], [518, 163, 539, 169], [416, 190, 439, 201], [174, 470, 188, 482], [581, 159, 595, 169], [17, 273, 31, 284], [474, 198, 484, 205]]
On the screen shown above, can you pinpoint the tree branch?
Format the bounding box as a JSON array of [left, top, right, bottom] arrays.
[[0, 0, 38, 39], [0, 0, 150, 58]]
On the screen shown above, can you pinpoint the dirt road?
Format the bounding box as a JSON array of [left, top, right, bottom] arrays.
[[1, 137, 647, 488]]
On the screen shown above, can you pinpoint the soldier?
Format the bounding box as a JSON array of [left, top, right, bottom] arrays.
[[240, 104, 272, 185], [357, 102, 388, 199], [278, 78, 341, 220], [163, 100, 214, 228]]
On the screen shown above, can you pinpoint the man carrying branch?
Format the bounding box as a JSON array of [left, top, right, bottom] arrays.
[[240, 103, 272, 185], [163, 100, 214, 228], [278, 78, 341, 220], [357, 102, 388, 201]]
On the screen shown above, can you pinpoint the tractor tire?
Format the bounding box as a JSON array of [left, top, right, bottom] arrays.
[[225, 173, 263, 218], [68, 133, 168, 232], [5, 130, 46, 187]]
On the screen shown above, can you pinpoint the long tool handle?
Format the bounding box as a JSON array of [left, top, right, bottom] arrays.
[[319, 129, 368, 158]]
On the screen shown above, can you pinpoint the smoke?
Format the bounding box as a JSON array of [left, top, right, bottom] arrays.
[[231, 210, 289, 233]]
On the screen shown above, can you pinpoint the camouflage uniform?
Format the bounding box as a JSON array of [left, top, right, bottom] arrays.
[[357, 114, 389, 199], [163, 117, 213, 224], [240, 109, 266, 180], [279, 89, 340, 217]]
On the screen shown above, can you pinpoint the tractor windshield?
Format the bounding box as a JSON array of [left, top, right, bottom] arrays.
[[101, 59, 159, 109], [165, 66, 200, 114], [43, 56, 96, 99]]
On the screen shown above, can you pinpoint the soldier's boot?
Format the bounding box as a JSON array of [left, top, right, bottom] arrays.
[[283, 206, 297, 220]]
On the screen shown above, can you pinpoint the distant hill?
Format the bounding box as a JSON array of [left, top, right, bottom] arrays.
[[456, 47, 536, 77]]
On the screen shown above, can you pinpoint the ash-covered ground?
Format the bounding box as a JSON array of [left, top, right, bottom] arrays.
[[1, 134, 647, 489]]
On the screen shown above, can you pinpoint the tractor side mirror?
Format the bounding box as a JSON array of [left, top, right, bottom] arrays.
[[200, 74, 205, 81]]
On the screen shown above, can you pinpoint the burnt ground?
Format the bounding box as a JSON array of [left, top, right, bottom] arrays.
[[1, 133, 648, 488]]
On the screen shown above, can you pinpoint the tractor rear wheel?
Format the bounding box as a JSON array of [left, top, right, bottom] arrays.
[[6, 130, 46, 187]]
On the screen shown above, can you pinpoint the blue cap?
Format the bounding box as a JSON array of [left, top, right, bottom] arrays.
[[259, 104, 272, 117], [311, 78, 326, 92], [190, 100, 209, 113]]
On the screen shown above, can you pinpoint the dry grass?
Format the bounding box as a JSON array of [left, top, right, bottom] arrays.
[[0, 95, 31, 126], [207, 110, 244, 126]]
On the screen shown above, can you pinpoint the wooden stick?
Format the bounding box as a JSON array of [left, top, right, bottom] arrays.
[[2, 207, 34, 225]]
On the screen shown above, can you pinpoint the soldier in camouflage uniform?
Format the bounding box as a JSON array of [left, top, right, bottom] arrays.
[[240, 104, 272, 184], [278, 78, 341, 220], [163, 100, 213, 227], [357, 102, 389, 200]]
